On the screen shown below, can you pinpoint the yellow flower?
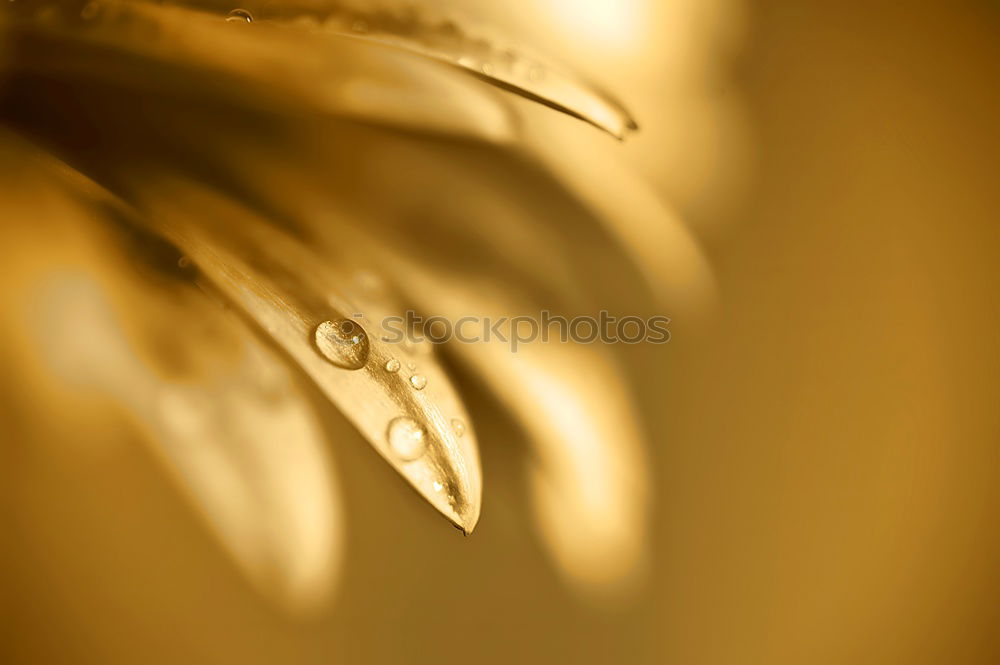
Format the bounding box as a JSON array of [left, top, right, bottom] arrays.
[[0, 0, 711, 610]]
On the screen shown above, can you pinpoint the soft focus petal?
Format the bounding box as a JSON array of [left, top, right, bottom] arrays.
[[0, 0, 709, 593], [350, 246, 650, 598], [0, 0, 514, 142], [0, 133, 343, 612]]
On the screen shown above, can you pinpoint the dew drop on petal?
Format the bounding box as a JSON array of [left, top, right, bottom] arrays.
[[314, 319, 370, 370], [226, 8, 253, 23], [384, 358, 401, 373], [387, 417, 428, 461], [406, 362, 417, 371], [409, 374, 427, 391], [451, 418, 466, 438], [432, 480, 444, 493]]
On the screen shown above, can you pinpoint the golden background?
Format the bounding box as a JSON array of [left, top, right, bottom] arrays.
[[1, 1, 997, 663]]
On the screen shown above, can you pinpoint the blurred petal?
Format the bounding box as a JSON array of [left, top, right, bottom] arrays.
[[0, 0, 514, 142], [0, 0, 701, 596], [520, 106, 716, 313], [360, 252, 650, 598], [242, 0, 638, 138], [2, 0, 710, 316], [0, 134, 343, 611], [1, 4, 488, 532]]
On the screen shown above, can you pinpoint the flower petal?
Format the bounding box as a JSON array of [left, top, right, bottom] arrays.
[[0, 0, 514, 142], [348, 249, 650, 597], [0, 134, 343, 611], [243, 0, 638, 138], [115, 174, 483, 533]]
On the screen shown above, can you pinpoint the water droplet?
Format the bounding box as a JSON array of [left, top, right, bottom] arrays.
[[314, 319, 370, 370], [406, 362, 417, 371], [387, 417, 428, 461], [384, 358, 401, 373], [409, 374, 427, 391], [432, 480, 444, 492], [351, 19, 369, 33], [226, 8, 253, 23], [451, 418, 466, 438], [177, 256, 191, 269]]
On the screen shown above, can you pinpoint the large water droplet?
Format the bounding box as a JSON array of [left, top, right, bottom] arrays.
[[409, 374, 427, 391], [387, 417, 428, 461], [314, 319, 370, 369], [384, 358, 401, 373], [226, 8, 253, 23]]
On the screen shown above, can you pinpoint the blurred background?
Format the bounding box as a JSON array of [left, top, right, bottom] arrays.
[[1, 1, 998, 664]]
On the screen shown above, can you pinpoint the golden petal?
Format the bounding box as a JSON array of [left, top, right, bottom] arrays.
[[242, 0, 639, 138], [0, 134, 343, 611], [0, 0, 514, 142], [113, 174, 483, 533], [519, 105, 716, 313], [350, 250, 650, 597]]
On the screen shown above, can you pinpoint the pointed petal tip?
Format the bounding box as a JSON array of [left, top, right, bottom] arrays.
[[419, 488, 479, 535], [438, 480, 481, 535], [459, 506, 480, 536]]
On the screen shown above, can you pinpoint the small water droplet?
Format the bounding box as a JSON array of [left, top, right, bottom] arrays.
[[409, 374, 427, 391], [406, 362, 417, 371], [387, 417, 428, 461], [352, 19, 369, 33], [314, 319, 370, 370], [432, 480, 444, 492], [177, 256, 191, 269], [451, 418, 466, 438], [226, 8, 253, 23], [385, 358, 401, 373]]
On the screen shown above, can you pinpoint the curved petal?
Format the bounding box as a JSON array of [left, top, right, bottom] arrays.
[[519, 104, 716, 313], [116, 175, 483, 533], [1, 6, 486, 531], [241, 0, 639, 138], [0, 0, 515, 142], [356, 248, 650, 598], [0, 134, 343, 611]]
